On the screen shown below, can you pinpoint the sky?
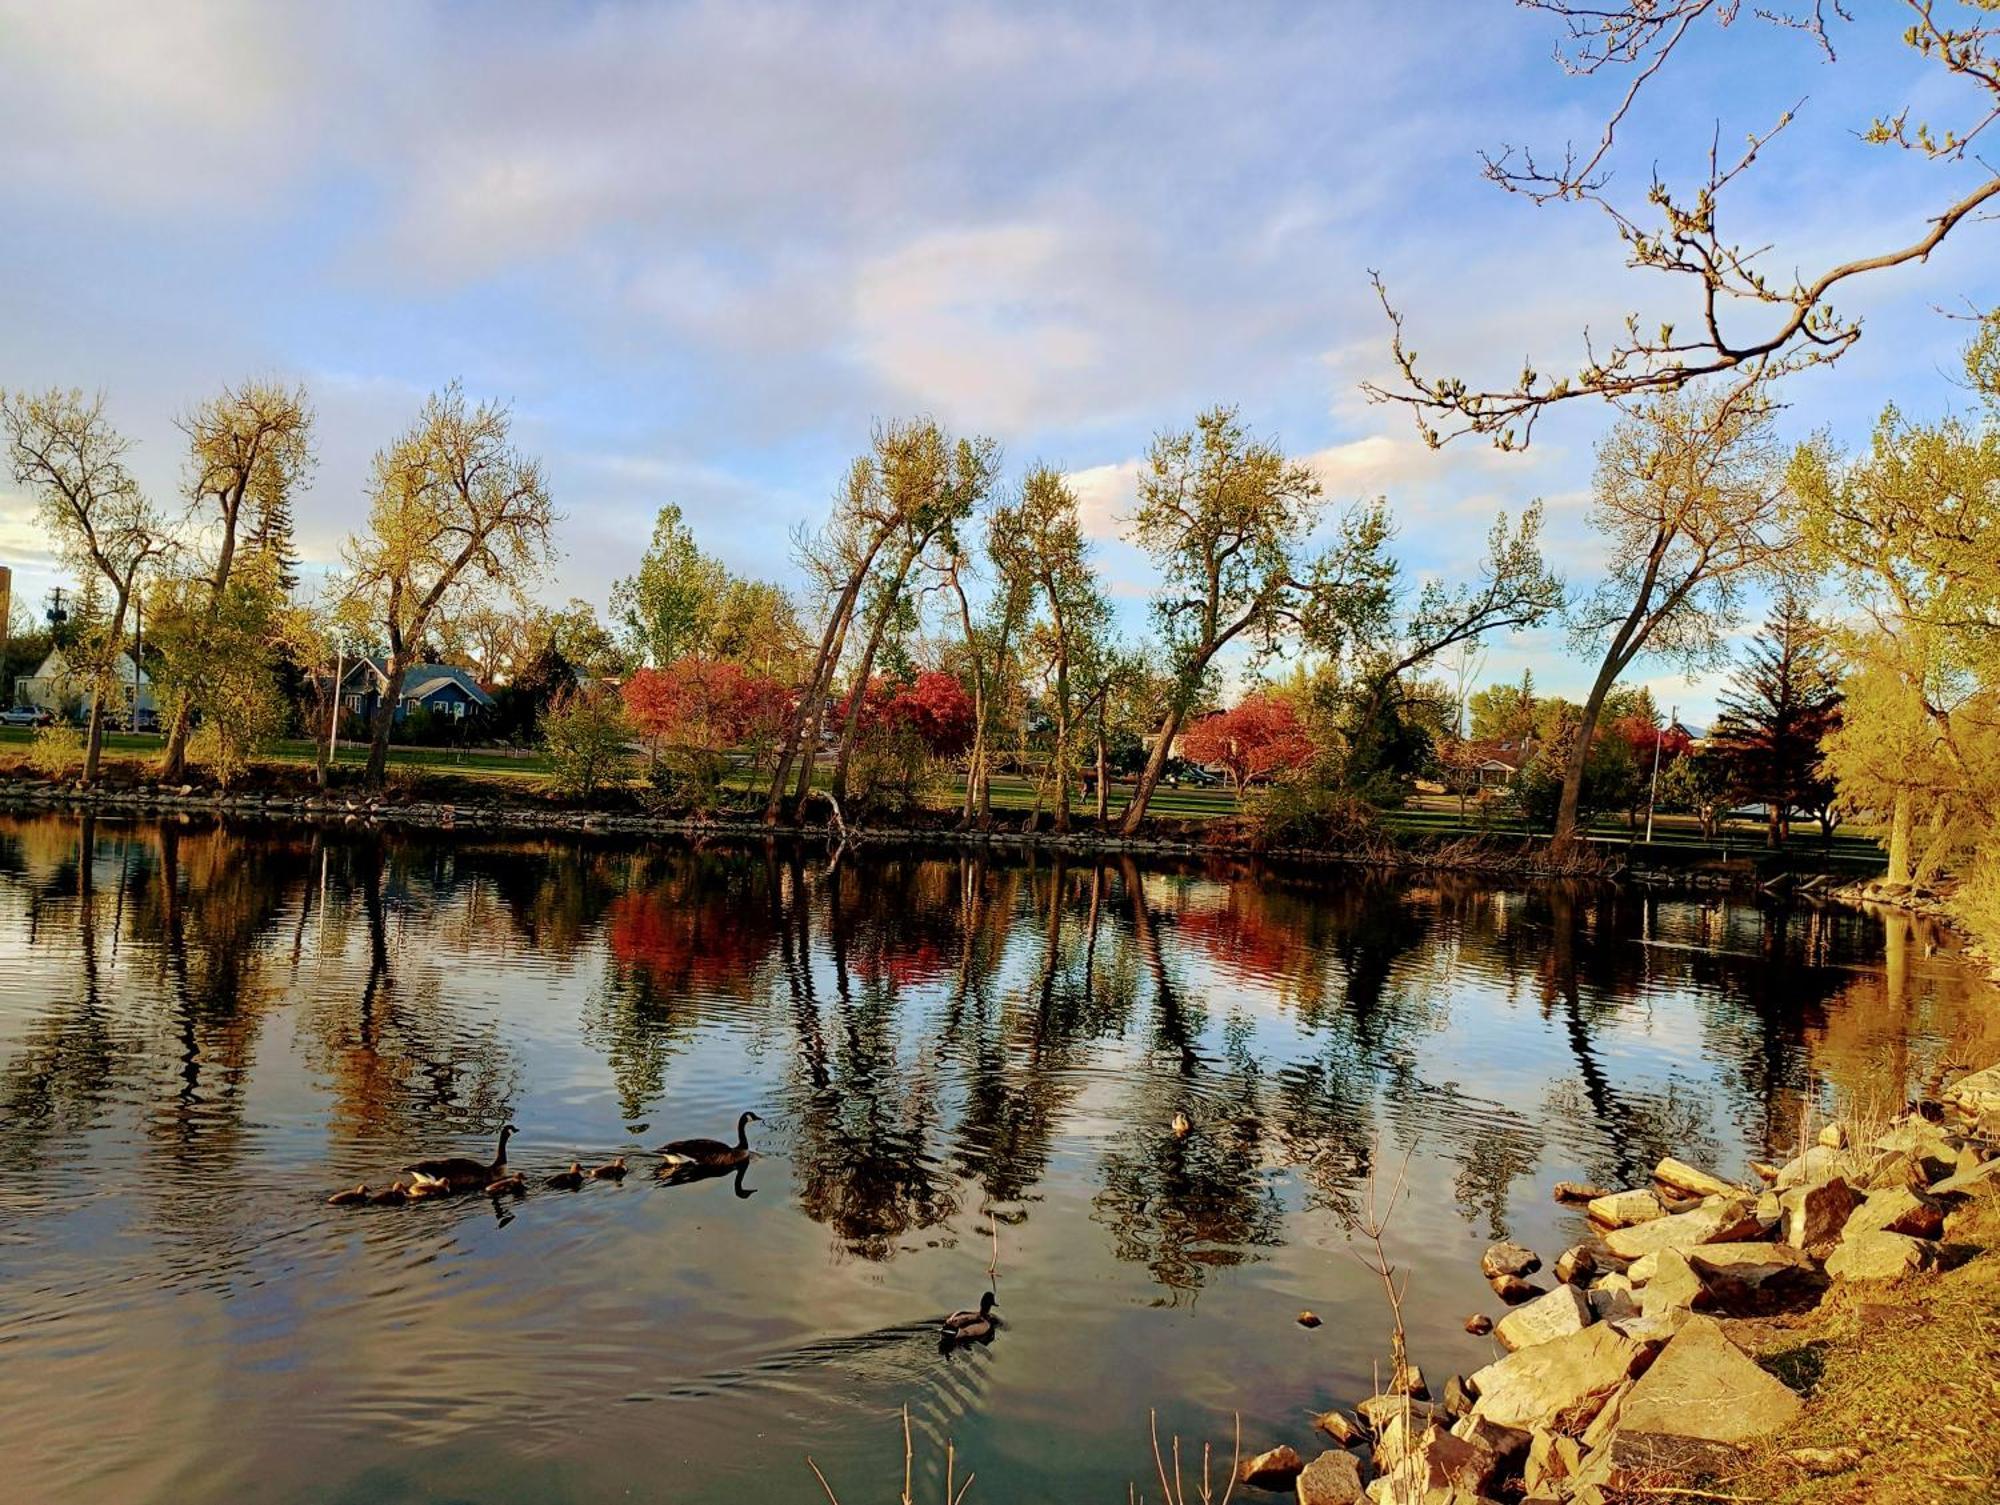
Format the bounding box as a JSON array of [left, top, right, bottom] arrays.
[[2, 0, 1996, 722]]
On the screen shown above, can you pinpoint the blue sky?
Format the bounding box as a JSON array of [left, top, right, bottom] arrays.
[[2, 0, 1995, 719]]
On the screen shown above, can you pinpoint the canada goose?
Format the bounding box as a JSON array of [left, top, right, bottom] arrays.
[[590, 1157, 629, 1181], [941, 1291, 998, 1342], [1171, 1112, 1192, 1138], [327, 1184, 369, 1206], [406, 1171, 451, 1201], [547, 1161, 585, 1190], [406, 1124, 516, 1190], [370, 1182, 411, 1206], [484, 1173, 527, 1199], [655, 1111, 761, 1170]]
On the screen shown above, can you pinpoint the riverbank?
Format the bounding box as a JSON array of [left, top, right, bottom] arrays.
[[1265, 1063, 2000, 1505], [0, 761, 1880, 892]]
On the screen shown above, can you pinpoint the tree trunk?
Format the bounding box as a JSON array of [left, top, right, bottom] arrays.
[[1095, 723, 1108, 824], [764, 578, 861, 825], [1118, 698, 1192, 836], [830, 544, 921, 802], [1551, 655, 1623, 851], [365, 655, 409, 785], [1885, 787, 1914, 886], [81, 587, 134, 787]]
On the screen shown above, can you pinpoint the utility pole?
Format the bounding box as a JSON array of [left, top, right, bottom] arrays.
[[132, 592, 144, 733], [0, 565, 11, 705], [322, 640, 345, 787], [1644, 703, 1676, 845]]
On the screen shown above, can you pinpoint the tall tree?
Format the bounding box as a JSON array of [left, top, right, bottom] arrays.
[[1012, 466, 1111, 831], [157, 380, 315, 781], [1552, 383, 1789, 852], [611, 503, 729, 669], [3, 388, 170, 783], [343, 384, 558, 784], [1119, 407, 1395, 833], [1708, 591, 1842, 847]]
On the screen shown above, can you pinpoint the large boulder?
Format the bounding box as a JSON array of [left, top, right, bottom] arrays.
[[1553, 1244, 1597, 1285], [1602, 1197, 1762, 1261], [1296, 1448, 1365, 1505], [1585, 1188, 1663, 1228], [1685, 1242, 1822, 1310], [1929, 1156, 2000, 1200], [1467, 1324, 1648, 1430], [1615, 1314, 1802, 1444], [1495, 1284, 1593, 1352], [1480, 1241, 1541, 1281], [1638, 1249, 1703, 1326], [1941, 1063, 2000, 1121], [1844, 1187, 1945, 1241], [1653, 1157, 1744, 1200], [1357, 1394, 1435, 1435], [1774, 1145, 1890, 1190], [1369, 1427, 1498, 1505], [1780, 1176, 1858, 1249], [1870, 1120, 1958, 1182], [1824, 1230, 1940, 1281], [1239, 1445, 1306, 1491], [1448, 1413, 1528, 1469]]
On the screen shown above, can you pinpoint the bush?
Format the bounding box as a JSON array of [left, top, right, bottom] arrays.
[[1954, 849, 2000, 958], [541, 687, 631, 799], [28, 721, 83, 778], [189, 673, 288, 789], [1248, 778, 1384, 851]]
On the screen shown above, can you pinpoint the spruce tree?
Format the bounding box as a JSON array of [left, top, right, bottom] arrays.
[[1709, 591, 1842, 846]]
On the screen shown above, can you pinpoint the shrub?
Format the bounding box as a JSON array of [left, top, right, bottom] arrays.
[[189, 673, 288, 789], [542, 686, 631, 799], [28, 721, 83, 778], [1249, 778, 1383, 851]]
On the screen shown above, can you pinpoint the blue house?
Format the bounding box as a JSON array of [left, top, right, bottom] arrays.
[[340, 658, 496, 727]]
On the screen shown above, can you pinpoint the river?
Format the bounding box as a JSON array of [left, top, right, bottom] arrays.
[[0, 812, 1979, 1503]]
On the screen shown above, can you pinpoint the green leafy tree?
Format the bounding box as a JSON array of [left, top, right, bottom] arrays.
[[542, 685, 631, 799], [611, 504, 729, 668]]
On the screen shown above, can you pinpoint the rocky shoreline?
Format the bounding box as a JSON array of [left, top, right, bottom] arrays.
[[1235, 1063, 2000, 1505]]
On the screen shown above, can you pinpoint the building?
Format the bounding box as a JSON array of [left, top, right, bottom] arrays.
[[15, 647, 156, 721], [338, 657, 496, 726]]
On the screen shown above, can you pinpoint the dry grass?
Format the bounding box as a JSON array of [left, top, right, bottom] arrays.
[[1668, 1197, 2000, 1505]]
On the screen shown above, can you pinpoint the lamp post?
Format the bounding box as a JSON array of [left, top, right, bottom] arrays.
[[322, 639, 345, 788]]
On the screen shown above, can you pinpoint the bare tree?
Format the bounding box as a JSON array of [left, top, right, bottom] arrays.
[[1366, 1, 2000, 448], [1553, 382, 1790, 851], [3, 388, 170, 784], [343, 384, 558, 785]]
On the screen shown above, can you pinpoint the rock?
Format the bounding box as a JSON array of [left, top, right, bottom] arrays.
[[1587, 1280, 1638, 1323], [1552, 1180, 1606, 1203], [1753, 1189, 1782, 1231], [1781, 1176, 1859, 1249], [1449, 1412, 1528, 1468], [1357, 1394, 1434, 1435], [1467, 1324, 1647, 1430], [1312, 1409, 1365, 1447], [1463, 1313, 1493, 1336], [1391, 1364, 1429, 1400], [1239, 1445, 1306, 1491], [1298, 1311, 1323, 1328], [1781, 1446, 1866, 1476], [1817, 1121, 1847, 1149], [1585, 1188, 1662, 1228], [1602, 1197, 1761, 1262], [1941, 1062, 2000, 1120], [1553, 1245, 1596, 1285], [1610, 1311, 1689, 1345], [1930, 1156, 2000, 1200], [1371, 1409, 1428, 1472], [1775, 1145, 1876, 1189], [1488, 1274, 1545, 1305], [1441, 1373, 1475, 1419], [1750, 1159, 1780, 1183], [1638, 1248, 1704, 1329], [1824, 1230, 1940, 1281], [1870, 1120, 1958, 1182], [1495, 1284, 1592, 1352], [1580, 1378, 1632, 1452], [1844, 1186, 1944, 1241], [1685, 1242, 1822, 1310], [1296, 1448, 1365, 1505], [1625, 1251, 1660, 1285], [1372, 1427, 1498, 1504], [1653, 1157, 1743, 1200], [1479, 1240, 1541, 1281], [1523, 1427, 1581, 1495], [1617, 1314, 1802, 1445]]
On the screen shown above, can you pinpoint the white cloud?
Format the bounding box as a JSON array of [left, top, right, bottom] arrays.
[[1063, 458, 1143, 542]]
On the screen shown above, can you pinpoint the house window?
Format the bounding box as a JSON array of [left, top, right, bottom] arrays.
[[449, 700, 465, 719]]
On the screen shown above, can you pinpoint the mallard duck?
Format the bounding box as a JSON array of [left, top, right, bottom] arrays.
[[1171, 1112, 1192, 1138], [405, 1124, 516, 1190], [547, 1161, 585, 1190], [590, 1157, 628, 1181], [406, 1171, 452, 1201], [370, 1182, 411, 1206], [484, 1173, 527, 1199], [327, 1183, 369, 1206], [655, 1111, 761, 1170], [941, 1291, 998, 1341]]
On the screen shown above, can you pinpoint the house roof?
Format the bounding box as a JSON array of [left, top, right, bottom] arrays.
[[344, 657, 495, 708], [24, 647, 151, 686]]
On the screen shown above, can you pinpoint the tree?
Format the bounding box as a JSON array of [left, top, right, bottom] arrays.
[[611, 504, 729, 668], [1551, 383, 1789, 852], [1708, 591, 1842, 846], [1119, 407, 1395, 833], [343, 384, 558, 784], [1366, 2, 2000, 449], [1468, 670, 1538, 743], [157, 380, 315, 780], [1511, 703, 1640, 834], [1657, 744, 1732, 839], [2, 388, 170, 783], [1181, 694, 1316, 794], [541, 685, 631, 799], [623, 655, 787, 808], [939, 491, 1034, 826]]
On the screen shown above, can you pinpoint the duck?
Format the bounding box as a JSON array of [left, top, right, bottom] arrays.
[[370, 1182, 411, 1206], [547, 1161, 586, 1190], [405, 1123, 516, 1191], [655, 1111, 761, 1170], [406, 1171, 452, 1201], [590, 1157, 629, 1182], [941, 1291, 998, 1342], [326, 1183, 369, 1206], [484, 1173, 527, 1199], [1171, 1112, 1192, 1138]]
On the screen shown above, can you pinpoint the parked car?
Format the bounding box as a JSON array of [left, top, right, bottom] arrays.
[[0, 706, 54, 728]]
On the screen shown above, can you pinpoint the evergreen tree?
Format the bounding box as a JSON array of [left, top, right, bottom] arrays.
[[244, 489, 301, 594], [1708, 591, 1842, 847]]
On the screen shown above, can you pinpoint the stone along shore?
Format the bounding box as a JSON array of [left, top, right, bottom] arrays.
[[1233, 1063, 2000, 1505]]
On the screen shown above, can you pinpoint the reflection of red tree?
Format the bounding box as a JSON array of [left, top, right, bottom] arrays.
[[853, 931, 953, 990], [605, 886, 773, 996], [1181, 695, 1314, 791], [1171, 892, 1313, 985]]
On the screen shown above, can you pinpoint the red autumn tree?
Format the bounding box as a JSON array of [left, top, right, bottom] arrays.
[[624, 657, 788, 751], [1179, 694, 1315, 793], [885, 671, 976, 758]]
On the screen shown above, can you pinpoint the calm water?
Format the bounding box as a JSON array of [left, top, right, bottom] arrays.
[[0, 813, 1982, 1504]]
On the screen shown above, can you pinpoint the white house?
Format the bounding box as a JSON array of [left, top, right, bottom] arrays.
[[15, 647, 156, 719]]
